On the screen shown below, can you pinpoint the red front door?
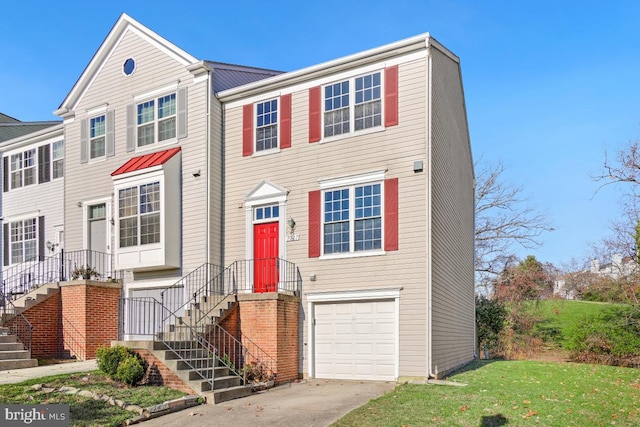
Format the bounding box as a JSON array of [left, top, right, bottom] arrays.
[[254, 222, 279, 292]]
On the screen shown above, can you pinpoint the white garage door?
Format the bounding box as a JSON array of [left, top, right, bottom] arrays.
[[314, 300, 396, 381]]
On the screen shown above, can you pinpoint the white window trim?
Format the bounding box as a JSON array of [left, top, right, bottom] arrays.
[[135, 92, 178, 149], [88, 114, 107, 162], [306, 287, 401, 380], [318, 170, 387, 259], [114, 174, 164, 251], [51, 140, 64, 180], [9, 148, 36, 190], [320, 70, 386, 144], [253, 98, 280, 156], [8, 216, 38, 265]]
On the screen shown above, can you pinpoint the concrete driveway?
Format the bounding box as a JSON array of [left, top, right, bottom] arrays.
[[142, 379, 397, 427]]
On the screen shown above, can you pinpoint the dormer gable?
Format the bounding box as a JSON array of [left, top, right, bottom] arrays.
[[54, 13, 199, 119]]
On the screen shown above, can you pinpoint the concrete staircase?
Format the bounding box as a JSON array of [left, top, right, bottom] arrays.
[[4, 283, 60, 317], [0, 327, 38, 370], [154, 341, 252, 404], [119, 293, 253, 404]]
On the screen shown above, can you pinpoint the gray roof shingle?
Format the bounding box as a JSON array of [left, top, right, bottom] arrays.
[[0, 114, 61, 142], [205, 62, 283, 93]]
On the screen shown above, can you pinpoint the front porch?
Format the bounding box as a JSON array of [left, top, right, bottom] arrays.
[[117, 258, 302, 403]]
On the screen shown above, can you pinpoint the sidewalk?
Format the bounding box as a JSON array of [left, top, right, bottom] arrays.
[[0, 360, 97, 385]]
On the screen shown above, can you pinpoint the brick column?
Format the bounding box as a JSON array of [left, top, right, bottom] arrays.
[[60, 280, 121, 360], [237, 293, 300, 383]]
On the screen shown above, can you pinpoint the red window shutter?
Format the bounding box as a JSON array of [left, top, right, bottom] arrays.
[[384, 66, 399, 127], [242, 104, 253, 157], [309, 86, 321, 143], [280, 94, 292, 149], [308, 190, 321, 257], [384, 178, 399, 251]]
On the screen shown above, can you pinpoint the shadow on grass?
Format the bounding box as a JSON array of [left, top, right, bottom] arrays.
[[448, 359, 503, 377], [480, 414, 508, 426]]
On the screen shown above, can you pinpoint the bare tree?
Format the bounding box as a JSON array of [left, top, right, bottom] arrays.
[[596, 141, 640, 186], [475, 161, 553, 291]]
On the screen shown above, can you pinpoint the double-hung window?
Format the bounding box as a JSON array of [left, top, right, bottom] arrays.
[[323, 182, 382, 254], [90, 115, 106, 159], [255, 99, 278, 152], [10, 149, 36, 189], [118, 182, 160, 248], [324, 72, 382, 138], [52, 140, 64, 179], [137, 93, 176, 147], [10, 218, 37, 264]]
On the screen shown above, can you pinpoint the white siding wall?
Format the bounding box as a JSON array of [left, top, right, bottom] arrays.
[[2, 131, 65, 269], [64, 29, 212, 286], [223, 56, 432, 378], [429, 46, 475, 376]]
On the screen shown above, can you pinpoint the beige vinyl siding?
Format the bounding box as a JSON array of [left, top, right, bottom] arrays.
[[64, 29, 211, 280], [223, 57, 432, 378], [429, 46, 475, 376]]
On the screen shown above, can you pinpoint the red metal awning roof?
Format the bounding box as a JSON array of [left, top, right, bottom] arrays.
[[111, 147, 181, 176]]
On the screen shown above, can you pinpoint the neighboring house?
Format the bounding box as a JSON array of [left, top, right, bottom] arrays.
[[53, 14, 282, 296], [590, 254, 638, 280], [218, 33, 475, 380], [0, 113, 61, 143], [0, 122, 64, 295], [1, 13, 474, 393]]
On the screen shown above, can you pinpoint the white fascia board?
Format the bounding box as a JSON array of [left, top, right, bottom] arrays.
[[219, 33, 431, 103], [306, 287, 402, 302], [57, 13, 199, 115], [223, 49, 426, 110]]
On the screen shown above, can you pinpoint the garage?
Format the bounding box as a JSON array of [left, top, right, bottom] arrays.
[[314, 299, 396, 381]]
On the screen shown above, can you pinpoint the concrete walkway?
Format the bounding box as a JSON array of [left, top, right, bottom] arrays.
[[0, 360, 97, 385], [0, 362, 397, 426], [143, 379, 397, 427]]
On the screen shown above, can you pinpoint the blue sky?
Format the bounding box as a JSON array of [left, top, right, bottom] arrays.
[[1, 1, 638, 268]]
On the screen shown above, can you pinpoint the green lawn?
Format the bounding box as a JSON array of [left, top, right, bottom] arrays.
[[333, 360, 640, 427], [0, 371, 187, 427], [530, 300, 615, 347]]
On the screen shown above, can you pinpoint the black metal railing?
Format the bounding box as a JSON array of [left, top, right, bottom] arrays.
[[2, 298, 33, 357], [118, 257, 301, 389], [61, 315, 87, 360], [2, 249, 121, 301], [226, 258, 301, 295], [159, 263, 225, 329]]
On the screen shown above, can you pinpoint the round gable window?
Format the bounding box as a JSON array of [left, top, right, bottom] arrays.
[[123, 58, 136, 76]]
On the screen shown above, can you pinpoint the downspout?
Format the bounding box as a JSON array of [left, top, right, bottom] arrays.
[[426, 42, 436, 379]]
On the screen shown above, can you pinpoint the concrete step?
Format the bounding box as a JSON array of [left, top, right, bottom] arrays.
[[0, 350, 31, 360], [0, 358, 38, 370], [205, 375, 242, 391], [204, 384, 252, 404], [0, 335, 18, 344], [188, 366, 230, 380], [0, 327, 10, 334], [0, 342, 24, 351], [11, 283, 60, 310]]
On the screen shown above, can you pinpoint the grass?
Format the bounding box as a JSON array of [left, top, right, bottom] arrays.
[[529, 300, 615, 347], [0, 370, 187, 427], [333, 360, 640, 427]]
